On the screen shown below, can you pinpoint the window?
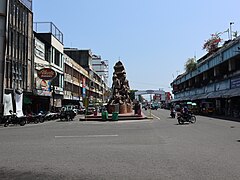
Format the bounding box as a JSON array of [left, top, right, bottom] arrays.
[[54, 49, 60, 66]]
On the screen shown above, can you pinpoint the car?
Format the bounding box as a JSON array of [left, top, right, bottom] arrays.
[[151, 103, 159, 110], [72, 108, 79, 115], [87, 104, 96, 115], [78, 106, 86, 114], [60, 106, 76, 121]]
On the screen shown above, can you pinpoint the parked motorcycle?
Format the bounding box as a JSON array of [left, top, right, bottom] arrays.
[[44, 111, 59, 121], [4, 110, 26, 127], [177, 112, 196, 124], [26, 112, 45, 124]]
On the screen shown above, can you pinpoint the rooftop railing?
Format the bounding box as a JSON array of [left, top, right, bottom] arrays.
[[33, 22, 63, 44]]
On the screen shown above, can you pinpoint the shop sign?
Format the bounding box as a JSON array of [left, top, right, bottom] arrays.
[[82, 88, 86, 98], [231, 76, 240, 88], [73, 96, 79, 100], [37, 68, 56, 80], [35, 89, 51, 96], [82, 77, 86, 88]]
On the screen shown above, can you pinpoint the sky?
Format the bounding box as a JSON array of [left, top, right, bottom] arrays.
[[33, 0, 240, 93]]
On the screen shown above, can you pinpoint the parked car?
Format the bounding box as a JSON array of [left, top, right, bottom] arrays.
[[60, 106, 76, 121], [72, 108, 79, 115], [87, 104, 96, 115], [78, 106, 86, 114]]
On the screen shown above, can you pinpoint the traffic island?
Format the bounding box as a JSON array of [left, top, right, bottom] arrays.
[[79, 111, 149, 121]]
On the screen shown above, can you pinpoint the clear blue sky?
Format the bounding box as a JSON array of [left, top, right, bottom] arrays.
[[33, 0, 240, 92]]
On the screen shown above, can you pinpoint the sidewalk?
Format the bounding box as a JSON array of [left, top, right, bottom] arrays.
[[202, 114, 240, 123]]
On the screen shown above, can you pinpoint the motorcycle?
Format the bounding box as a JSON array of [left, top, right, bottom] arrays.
[[170, 110, 176, 118], [26, 112, 45, 124], [177, 112, 196, 124], [4, 110, 26, 127]]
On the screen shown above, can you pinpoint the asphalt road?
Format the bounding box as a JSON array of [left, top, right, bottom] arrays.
[[0, 109, 240, 180]]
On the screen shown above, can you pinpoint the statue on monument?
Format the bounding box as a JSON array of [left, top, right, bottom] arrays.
[[107, 61, 132, 114]]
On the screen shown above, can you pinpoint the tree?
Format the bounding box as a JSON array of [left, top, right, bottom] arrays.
[[185, 58, 197, 72], [129, 90, 137, 101]]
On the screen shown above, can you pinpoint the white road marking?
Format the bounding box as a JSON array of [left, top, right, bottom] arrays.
[[55, 135, 119, 138], [151, 114, 161, 120]]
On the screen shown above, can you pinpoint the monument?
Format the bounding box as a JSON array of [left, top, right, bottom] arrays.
[[107, 61, 132, 114]]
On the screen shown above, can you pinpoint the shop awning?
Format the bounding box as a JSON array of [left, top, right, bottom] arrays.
[[207, 89, 229, 99], [221, 88, 240, 98], [171, 98, 182, 102]]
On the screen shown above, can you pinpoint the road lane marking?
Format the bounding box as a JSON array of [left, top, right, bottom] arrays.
[[55, 135, 119, 138], [151, 114, 161, 120]]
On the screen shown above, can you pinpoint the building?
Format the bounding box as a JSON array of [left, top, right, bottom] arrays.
[[31, 35, 51, 113], [92, 54, 109, 85], [64, 48, 92, 70], [171, 36, 240, 118], [63, 53, 88, 106], [64, 48, 109, 105], [33, 22, 64, 111], [0, 0, 33, 115]]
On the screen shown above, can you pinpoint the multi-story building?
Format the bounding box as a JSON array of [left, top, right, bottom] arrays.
[[92, 54, 109, 103], [63, 53, 88, 106], [92, 54, 109, 85], [33, 22, 64, 111], [0, 0, 33, 115], [171, 36, 240, 118], [64, 48, 108, 105]]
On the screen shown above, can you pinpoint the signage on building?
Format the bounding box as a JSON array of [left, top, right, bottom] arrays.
[[37, 68, 56, 80], [35, 89, 51, 96], [35, 39, 45, 59], [231, 76, 240, 88], [82, 77, 86, 88], [82, 77, 86, 98], [82, 88, 86, 98], [73, 96, 79, 100]]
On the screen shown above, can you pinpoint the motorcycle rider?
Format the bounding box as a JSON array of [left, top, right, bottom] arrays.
[[170, 105, 175, 116], [181, 106, 190, 120]]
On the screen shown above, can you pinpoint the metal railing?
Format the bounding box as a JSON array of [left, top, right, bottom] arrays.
[[33, 22, 63, 44]]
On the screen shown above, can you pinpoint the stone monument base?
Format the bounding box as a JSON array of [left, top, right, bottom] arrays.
[[107, 104, 119, 114], [119, 104, 127, 114], [127, 103, 132, 113]]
